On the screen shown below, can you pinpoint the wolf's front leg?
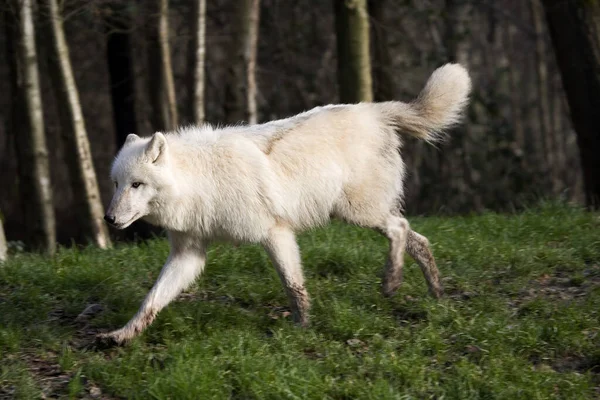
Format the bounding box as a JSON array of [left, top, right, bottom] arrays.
[[98, 233, 206, 345], [263, 225, 310, 326]]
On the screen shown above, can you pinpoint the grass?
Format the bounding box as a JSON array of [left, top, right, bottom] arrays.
[[1, 203, 600, 399]]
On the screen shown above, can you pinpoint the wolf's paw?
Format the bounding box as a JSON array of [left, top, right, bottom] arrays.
[[291, 313, 310, 328], [382, 281, 402, 298], [430, 286, 444, 299], [95, 329, 129, 348]]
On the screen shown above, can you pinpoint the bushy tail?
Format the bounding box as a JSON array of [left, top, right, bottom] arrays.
[[379, 63, 472, 142]]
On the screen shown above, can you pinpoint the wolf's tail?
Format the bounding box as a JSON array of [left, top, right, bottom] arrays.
[[379, 63, 472, 142]]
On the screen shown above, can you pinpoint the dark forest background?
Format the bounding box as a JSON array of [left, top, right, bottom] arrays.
[[1, 0, 598, 253]]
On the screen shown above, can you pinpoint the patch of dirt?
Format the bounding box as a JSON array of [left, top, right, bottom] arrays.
[[530, 350, 600, 394], [440, 276, 479, 301], [40, 303, 123, 355], [1, 352, 116, 400], [532, 353, 600, 375], [42, 303, 106, 352], [511, 265, 600, 309], [25, 353, 70, 398]]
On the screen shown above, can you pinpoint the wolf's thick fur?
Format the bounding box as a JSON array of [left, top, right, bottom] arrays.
[[99, 64, 471, 344]]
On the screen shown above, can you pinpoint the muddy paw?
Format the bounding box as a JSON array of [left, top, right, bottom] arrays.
[[382, 282, 402, 298], [95, 331, 127, 348], [430, 285, 444, 299]]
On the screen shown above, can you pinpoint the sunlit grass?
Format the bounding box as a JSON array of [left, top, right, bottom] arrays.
[[1, 204, 599, 399]]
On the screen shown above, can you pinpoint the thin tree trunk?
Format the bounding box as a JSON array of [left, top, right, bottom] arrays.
[[189, 0, 206, 124], [16, 0, 56, 254], [542, 0, 600, 209], [246, 0, 260, 125], [159, 0, 178, 129], [0, 211, 6, 263], [0, 9, 11, 248], [224, 0, 260, 124], [531, 0, 559, 192], [334, 0, 372, 103], [105, 2, 138, 148], [46, 0, 111, 249], [148, 0, 178, 131]]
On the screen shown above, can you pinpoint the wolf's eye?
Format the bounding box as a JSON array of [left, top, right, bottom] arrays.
[[114, 182, 118, 189], [131, 182, 143, 189]]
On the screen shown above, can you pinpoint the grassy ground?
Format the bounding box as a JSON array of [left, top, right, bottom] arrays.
[[1, 204, 599, 399]]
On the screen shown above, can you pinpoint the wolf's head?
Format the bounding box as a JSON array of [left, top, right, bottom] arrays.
[[104, 132, 174, 229]]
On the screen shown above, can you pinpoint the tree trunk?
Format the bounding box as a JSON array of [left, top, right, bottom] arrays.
[[531, 0, 560, 192], [105, 2, 138, 148], [0, 211, 6, 263], [368, 0, 395, 102], [224, 0, 261, 125], [246, 0, 260, 125], [334, 0, 373, 103], [542, 0, 600, 209], [46, 0, 111, 249], [148, 0, 178, 131], [15, 0, 56, 254], [189, 0, 207, 124]]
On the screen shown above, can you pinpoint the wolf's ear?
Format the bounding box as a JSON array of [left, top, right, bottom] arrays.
[[125, 133, 140, 146], [145, 132, 168, 164]]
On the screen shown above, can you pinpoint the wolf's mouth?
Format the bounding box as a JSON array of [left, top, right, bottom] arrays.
[[114, 213, 141, 229]]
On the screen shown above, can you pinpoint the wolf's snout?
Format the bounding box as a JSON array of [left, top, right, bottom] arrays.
[[104, 215, 116, 225]]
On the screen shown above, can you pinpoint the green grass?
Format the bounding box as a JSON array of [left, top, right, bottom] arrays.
[[1, 204, 600, 399]]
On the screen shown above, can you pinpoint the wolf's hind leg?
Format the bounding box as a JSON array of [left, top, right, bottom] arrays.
[[98, 233, 206, 345], [406, 230, 443, 298], [377, 215, 410, 297], [263, 225, 310, 327]]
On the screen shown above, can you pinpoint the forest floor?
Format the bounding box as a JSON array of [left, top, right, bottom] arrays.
[[1, 204, 600, 399]]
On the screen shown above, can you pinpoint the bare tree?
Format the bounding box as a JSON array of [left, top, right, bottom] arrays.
[[189, 0, 207, 124], [46, 0, 111, 249], [224, 0, 261, 124], [542, 0, 600, 209], [14, 0, 56, 254], [148, 0, 178, 131], [334, 0, 373, 103], [246, 0, 260, 125], [0, 211, 6, 263]]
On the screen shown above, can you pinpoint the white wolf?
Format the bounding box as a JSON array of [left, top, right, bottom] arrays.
[[99, 64, 471, 344]]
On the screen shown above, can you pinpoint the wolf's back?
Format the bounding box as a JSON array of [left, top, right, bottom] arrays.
[[378, 63, 472, 142]]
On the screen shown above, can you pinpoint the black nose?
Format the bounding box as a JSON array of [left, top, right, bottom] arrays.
[[104, 215, 116, 224]]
